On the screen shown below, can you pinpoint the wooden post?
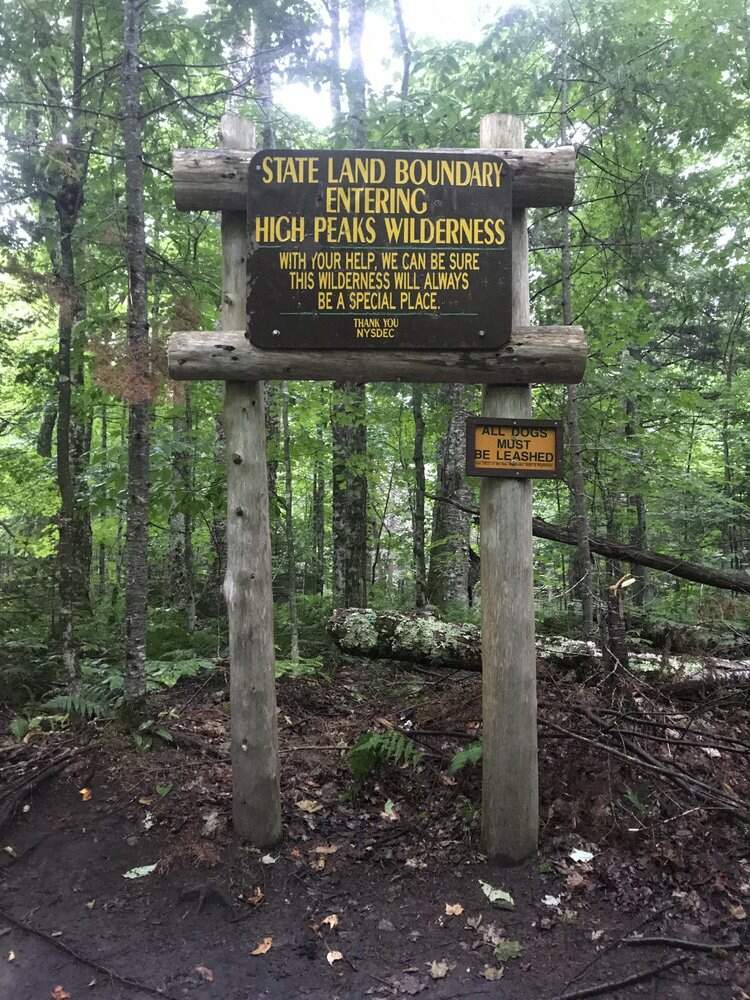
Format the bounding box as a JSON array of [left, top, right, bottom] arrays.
[[479, 113, 538, 863], [220, 113, 281, 847]]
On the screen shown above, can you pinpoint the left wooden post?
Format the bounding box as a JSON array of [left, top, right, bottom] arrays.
[[220, 113, 282, 847]]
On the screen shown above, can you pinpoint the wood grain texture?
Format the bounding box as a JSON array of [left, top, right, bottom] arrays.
[[220, 114, 281, 848], [172, 144, 575, 212], [167, 326, 586, 385], [479, 113, 539, 863]]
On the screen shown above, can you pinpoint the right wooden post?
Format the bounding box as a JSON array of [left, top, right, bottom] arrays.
[[479, 113, 539, 863]]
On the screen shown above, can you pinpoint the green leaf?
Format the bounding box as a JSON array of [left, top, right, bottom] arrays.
[[494, 939, 523, 962], [478, 880, 515, 910]]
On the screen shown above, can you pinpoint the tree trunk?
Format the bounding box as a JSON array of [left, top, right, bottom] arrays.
[[169, 387, 195, 631], [312, 420, 326, 595], [411, 385, 427, 607], [428, 494, 750, 594], [54, 0, 89, 690], [427, 384, 471, 609], [122, 0, 151, 708], [282, 382, 299, 661], [559, 73, 594, 637], [331, 0, 368, 609], [331, 383, 368, 607]]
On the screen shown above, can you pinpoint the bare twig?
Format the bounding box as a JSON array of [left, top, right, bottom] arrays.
[[624, 936, 741, 954], [547, 954, 687, 1000], [0, 908, 183, 999]]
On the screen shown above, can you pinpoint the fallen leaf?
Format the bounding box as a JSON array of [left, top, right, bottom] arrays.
[[246, 886, 264, 907], [569, 848, 594, 863], [201, 810, 220, 838], [260, 854, 278, 865], [51, 988, 71, 1000], [142, 811, 154, 832], [566, 871, 587, 891], [381, 799, 399, 822], [729, 904, 747, 920], [290, 847, 302, 859], [480, 922, 505, 947], [51, 931, 63, 938], [321, 913, 339, 929], [326, 949, 343, 965], [79, 787, 92, 801], [429, 959, 450, 979], [591, 928, 605, 942], [251, 937, 273, 956], [389, 972, 425, 995], [481, 965, 504, 981], [7, 951, 15, 961], [542, 895, 561, 907], [494, 938, 523, 962], [310, 856, 326, 871], [155, 784, 172, 798], [85, 900, 96, 910], [701, 746, 721, 758], [122, 863, 157, 879], [445, 903, 464, 916], [87, 979, 96, 988], [3, 846, 16, 858], [440, 774, 457, 786], [313, 844, 338, 855], [478, 880, 515, 910], [138, 796, 153, 806], [195, 965, 214, 982], [297, 799, 322, 813]]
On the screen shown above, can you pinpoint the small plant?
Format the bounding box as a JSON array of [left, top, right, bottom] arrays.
[[449, 740, 482, 773], [275, 657, 324, 679], [348, 729, 423, 779]]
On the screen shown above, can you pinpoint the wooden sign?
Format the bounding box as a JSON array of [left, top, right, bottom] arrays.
[[466, 417, 562, 478], [246, 149, 512, 350]]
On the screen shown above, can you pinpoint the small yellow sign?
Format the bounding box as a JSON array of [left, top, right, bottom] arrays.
[[466, 418, 562, 479]]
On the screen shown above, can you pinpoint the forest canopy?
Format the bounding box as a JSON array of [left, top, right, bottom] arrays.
[[0, 0, 748, 708]]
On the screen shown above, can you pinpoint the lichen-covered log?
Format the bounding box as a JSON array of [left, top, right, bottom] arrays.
[[327, 608, 750, 692], [328, 608, 482, 670]]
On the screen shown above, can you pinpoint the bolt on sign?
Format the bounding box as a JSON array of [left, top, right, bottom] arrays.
[[466, 418, 563, 479], [247, 149, 512, 350]]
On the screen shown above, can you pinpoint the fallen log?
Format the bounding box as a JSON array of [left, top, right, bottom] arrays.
[[327, 609, 750, 692], [428, 493, 750, 595]]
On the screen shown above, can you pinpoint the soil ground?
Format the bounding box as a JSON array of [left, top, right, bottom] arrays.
[[1, 659, 748, 1000]]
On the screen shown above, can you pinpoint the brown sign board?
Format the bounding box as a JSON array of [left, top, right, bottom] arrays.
[[466, 418, 563, 479], [246, 149, 512, 350]]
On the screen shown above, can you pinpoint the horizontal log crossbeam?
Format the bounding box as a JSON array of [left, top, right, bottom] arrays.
[[168, 326, 586, 384], [173, 145, 576, 212]]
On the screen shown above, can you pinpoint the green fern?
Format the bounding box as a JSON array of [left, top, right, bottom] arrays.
[[348, 729, 423, 779], [42, 683, 119, 720], [449, 741, 483, 773]]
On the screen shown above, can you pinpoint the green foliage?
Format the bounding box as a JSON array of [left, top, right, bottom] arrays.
[[348, 729, 423, 780], [275, 656, 324, 679], [449, 741, 483, 773]]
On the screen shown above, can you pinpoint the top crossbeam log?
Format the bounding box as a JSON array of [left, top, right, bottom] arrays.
[[172, 145, 576, 212]]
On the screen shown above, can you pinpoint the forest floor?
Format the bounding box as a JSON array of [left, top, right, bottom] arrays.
[[1, 656, 749, 1000]]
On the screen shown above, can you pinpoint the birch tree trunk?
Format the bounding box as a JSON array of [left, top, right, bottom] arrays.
[[122, 0, 151, 707]]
